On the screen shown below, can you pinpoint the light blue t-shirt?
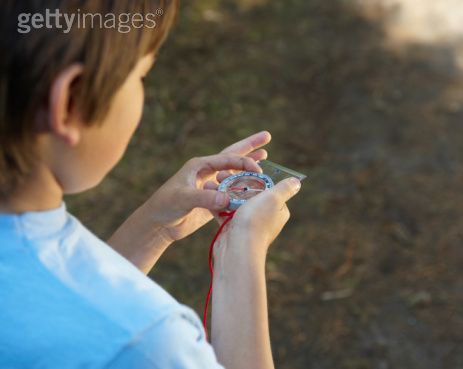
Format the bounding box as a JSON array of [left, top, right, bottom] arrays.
[[0, 202, 225, 369]]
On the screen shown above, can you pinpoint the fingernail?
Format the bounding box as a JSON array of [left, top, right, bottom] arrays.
[[215, 192, 228, 207], [289, 177, 301, 192]]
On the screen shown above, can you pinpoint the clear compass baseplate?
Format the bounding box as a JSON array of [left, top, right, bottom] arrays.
[[218, 160, 307, 210]]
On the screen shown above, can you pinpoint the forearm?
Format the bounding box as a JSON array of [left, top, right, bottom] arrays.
[[107, 203, 172, 274], [211, 236, 275, 369]]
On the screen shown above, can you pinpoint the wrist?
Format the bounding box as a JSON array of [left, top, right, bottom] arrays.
[[213, 229, 268, 279], [135, 202, 175, 247], [107, 203, 173, 273]]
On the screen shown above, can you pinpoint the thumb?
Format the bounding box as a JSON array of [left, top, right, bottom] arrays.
[[183, 188, 230, 211], [267, 177, 302, 204]]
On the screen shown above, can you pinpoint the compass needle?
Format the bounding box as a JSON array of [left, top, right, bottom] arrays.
[[218, 172, 274, 210]]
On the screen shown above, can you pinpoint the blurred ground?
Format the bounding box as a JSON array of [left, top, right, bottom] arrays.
[[67, 1, 463, 368]]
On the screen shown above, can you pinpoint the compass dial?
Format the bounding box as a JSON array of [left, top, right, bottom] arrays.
[[218, 172, 274, 210], [228, 177, 267, 200]]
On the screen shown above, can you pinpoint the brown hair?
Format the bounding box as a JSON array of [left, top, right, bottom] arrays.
[[0, 0, 179, 198]]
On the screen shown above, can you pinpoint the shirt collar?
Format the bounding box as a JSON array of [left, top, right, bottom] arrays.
[[0, 202, 69, 239]]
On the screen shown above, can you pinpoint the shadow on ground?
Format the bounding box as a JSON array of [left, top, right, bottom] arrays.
[[67, 1, 463, 368]]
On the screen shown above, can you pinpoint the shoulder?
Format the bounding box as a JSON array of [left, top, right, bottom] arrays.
[[104, 305, 225, 369], [1, 207, 224, 368]]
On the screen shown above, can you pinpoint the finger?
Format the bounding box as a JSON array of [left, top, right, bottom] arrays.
[[216, 149, 267, 182], [203, 180, 218, 191], [266, 177, 302, 204], [247, 148, 268, 162], [221, 131, 272, 156], [192, 154, 262, 177], [216, 170, 233, 183], [184, 188, 230, 211], [216, 167, 258, 183]]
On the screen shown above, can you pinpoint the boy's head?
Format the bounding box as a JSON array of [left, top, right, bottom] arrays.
[[0, 0, 178, 201]]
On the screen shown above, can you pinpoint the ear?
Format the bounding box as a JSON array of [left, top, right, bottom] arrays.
[[48, 64, 84, 147]]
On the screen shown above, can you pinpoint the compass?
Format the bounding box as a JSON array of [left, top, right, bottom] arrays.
[[218, 172, 274, 210]]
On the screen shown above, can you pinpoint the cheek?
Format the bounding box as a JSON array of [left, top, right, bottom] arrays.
[[107, 81, 145, 149], [86, 81, 145, 178], [118, 81, 144, 132]]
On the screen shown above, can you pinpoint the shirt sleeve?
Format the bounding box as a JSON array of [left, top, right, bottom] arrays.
[[104, 306, 226, 369]]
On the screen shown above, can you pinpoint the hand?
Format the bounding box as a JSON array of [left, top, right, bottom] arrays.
[[144, 131, 272, 242], [214, 177, 302, 260]]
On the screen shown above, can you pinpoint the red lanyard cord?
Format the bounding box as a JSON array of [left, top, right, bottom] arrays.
[[202, 210, 236, 342]]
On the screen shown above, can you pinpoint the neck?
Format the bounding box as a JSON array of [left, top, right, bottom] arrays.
[[0, 165, 63, 214]]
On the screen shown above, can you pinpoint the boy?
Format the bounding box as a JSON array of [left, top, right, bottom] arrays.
[[0, 1, 302, 368]]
